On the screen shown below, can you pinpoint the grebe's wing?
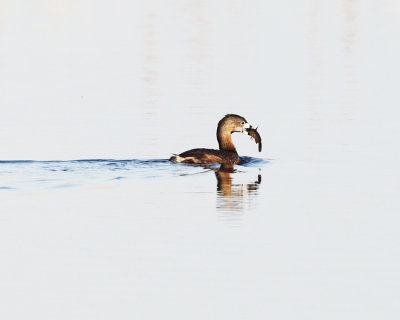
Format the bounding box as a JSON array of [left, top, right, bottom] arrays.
[[170, 148, 239, 164]]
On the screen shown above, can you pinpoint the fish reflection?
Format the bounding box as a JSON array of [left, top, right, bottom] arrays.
[[214, 164, 262, 214]]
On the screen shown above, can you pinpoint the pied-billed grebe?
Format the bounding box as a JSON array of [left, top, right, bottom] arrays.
[[169, 114, 262, 165]]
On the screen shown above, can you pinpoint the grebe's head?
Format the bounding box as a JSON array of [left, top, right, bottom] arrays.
[[218, 114, 250, 133]]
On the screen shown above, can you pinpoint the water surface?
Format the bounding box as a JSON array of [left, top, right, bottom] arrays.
[[1, 0, 400, 319]]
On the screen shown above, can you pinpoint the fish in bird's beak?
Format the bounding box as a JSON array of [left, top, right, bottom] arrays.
[[245, 125, 262, 152]]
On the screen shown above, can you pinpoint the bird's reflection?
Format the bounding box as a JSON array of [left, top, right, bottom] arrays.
[[216, 164, 261, 195], [178, 162, 262, 219], [213, 164, 262, 215]]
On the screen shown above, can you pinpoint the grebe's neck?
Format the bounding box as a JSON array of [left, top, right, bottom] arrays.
[[217, 127, 237, 152]]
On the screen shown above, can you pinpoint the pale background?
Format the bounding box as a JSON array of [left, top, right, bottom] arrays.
[[1, 1, 400, 319]]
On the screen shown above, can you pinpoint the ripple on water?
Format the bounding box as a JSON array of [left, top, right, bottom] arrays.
[[0, 158, 267, 191], [240, 156, 269, 166]]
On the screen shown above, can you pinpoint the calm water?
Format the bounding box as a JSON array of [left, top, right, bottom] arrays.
[[0, 158, 265, 215], [1, 0, 400, 319]]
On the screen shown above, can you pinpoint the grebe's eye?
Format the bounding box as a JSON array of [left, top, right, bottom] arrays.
[[241, 121, 245, 125]]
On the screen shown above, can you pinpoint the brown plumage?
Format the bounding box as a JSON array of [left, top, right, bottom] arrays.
[[176, 148, 240, 165], [169, 114, 262, 165]]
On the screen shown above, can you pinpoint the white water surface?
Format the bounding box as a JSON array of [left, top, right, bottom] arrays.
[[1, 0, 400, 319]]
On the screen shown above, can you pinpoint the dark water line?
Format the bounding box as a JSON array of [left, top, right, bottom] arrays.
[[0, 157, 267, 166], [0, 157, 266, 194], [0, 159, 170, 164]]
